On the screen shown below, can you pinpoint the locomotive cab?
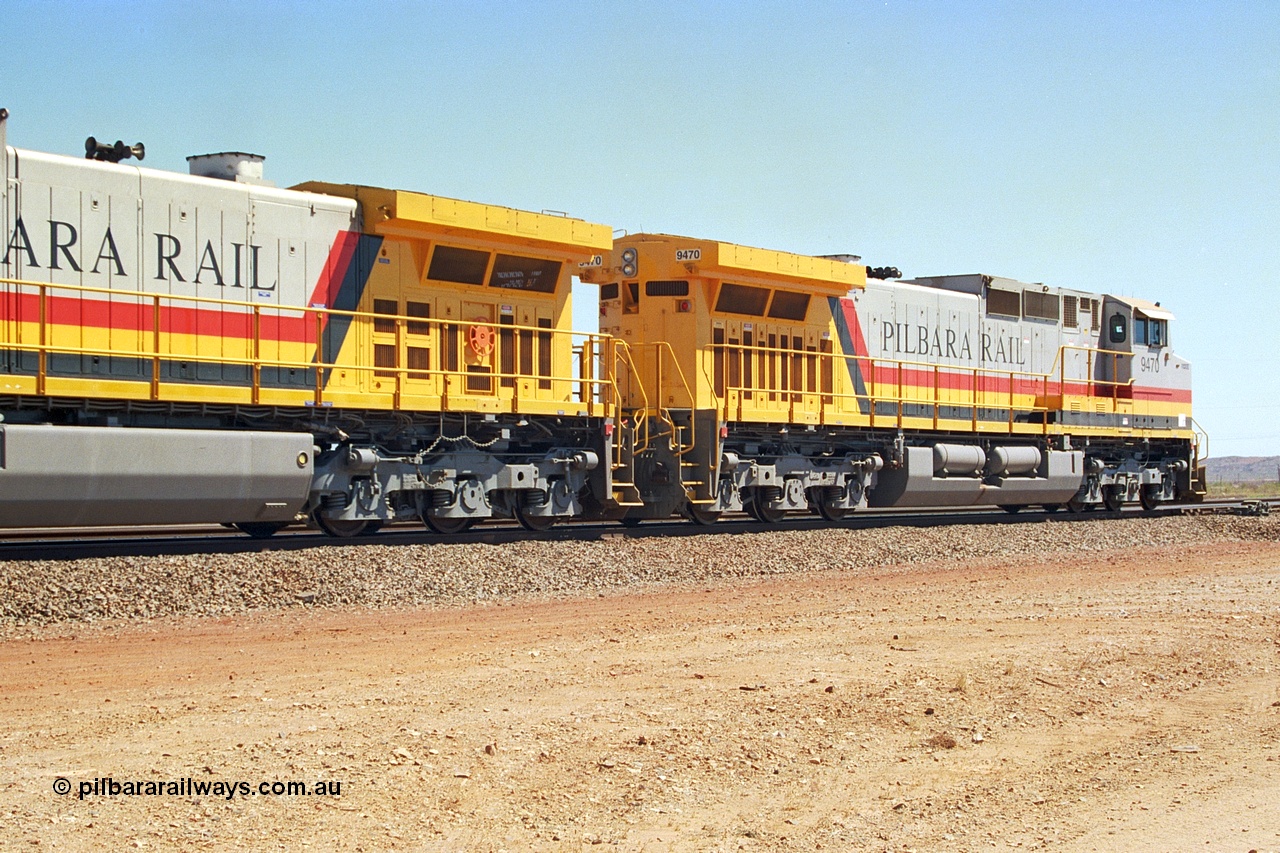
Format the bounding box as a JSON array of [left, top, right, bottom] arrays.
[[1097, 296, 1178, 389], [588, 234, 1202, 523]]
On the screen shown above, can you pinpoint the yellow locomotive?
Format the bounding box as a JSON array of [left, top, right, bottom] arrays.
[[584, 233, 1203, 523]]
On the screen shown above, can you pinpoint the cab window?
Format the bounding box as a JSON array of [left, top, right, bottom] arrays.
[[1108, 313, 1127, 343], [1134, 315, 1166, 347]]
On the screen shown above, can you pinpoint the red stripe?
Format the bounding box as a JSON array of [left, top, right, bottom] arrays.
[[1, 291, 316, 343], [308, 231, 361, 309], [1131, 387, 1191, 402], [864, 363, 1191, 403], [839, 298, 870, 358]]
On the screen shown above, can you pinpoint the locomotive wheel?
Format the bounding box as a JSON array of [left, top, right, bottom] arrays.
[[513, 507, 556, 532], [1102, 486, 1125, 512], [235, 521, 287, 539], [314, 514, 371, 538], [360, 521, 384, 536], [999, 505, 1024, 515], [815, 502, 848, 522], [1139, 485, 1162, 512], [423, 514, 474, 534], [685, 505, 722, 526], [619, 516, 645, 528], [1041, 504, 1061, 513], [1066, 495, 1087, 513], [749, 495, 786, 524]]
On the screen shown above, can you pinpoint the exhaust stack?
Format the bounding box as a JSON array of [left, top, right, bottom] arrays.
[[186, 152, 273, 187]]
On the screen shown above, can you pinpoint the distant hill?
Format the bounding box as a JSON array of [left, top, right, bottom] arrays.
[[1203, 456, 1280, 484]]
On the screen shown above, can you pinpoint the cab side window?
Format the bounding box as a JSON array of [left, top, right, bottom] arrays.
[[1149, 318, 1165, 346], [1109, 313, 1127, 343], [1134, 315, 1166, 347], [1134, 317, 1148, 345]]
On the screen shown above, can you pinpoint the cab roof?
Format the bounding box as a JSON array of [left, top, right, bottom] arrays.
[[295, 181, 612, 257], [624, 233, 867, 293]]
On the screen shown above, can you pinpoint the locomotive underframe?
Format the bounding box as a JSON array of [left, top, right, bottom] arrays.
[[308, 433, 604, 532], [0, 393, 1199, 533], [0, 396, 615, 533], [624, 408, 1196, 522]]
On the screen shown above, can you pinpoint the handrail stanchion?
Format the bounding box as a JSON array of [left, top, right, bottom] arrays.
[[971, 367, 978, 431], [1008, 371, 1015, 431], [931, 364, 938, 428], [896, 361, 903, 428], [251, 305, 262, 405], [150, 294, 162, 401], [37, 285, 47, 396], [314, 310, 325, 406]]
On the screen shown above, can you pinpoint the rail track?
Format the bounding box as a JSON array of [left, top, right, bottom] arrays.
[[1, 498, 1271, 563]]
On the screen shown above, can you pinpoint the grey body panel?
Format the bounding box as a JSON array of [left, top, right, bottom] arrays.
[[865, 275, 1192, 403], [1, 146, 358, 304], [0, 424, 312, 527]]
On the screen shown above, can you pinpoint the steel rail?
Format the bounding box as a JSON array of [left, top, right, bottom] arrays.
[[0, 499, 1263, 563]]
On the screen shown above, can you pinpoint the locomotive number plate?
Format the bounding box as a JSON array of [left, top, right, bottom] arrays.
[[675, 248, 701, 262]]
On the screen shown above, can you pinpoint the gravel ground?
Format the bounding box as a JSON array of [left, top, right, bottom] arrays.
[[1, 514, 1277, 631], [4, 516, 1280, 850]]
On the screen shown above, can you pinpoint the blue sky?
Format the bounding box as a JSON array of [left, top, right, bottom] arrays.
[[6, 0, 1278, 457]]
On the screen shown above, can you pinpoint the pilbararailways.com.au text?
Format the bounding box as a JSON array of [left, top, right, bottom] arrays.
[[53, 776, 343, 801]]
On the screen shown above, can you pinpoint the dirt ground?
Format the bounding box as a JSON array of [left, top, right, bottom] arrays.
[[2, 539, 1279, 852]]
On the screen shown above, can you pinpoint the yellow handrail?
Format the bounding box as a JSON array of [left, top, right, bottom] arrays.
[[1190, 417, 1210, 466], [611, 340, 652, 456], [0, 275, 621, 411], [708, 340, 1152, 430], [640, 341, 700, 457]]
